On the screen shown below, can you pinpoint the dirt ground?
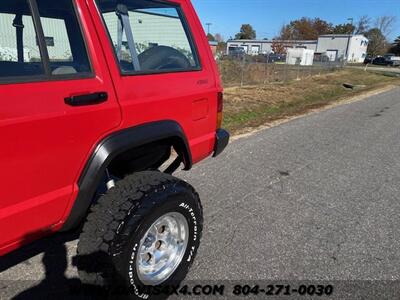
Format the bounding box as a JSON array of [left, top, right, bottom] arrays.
[[222, 69, 400, 134]]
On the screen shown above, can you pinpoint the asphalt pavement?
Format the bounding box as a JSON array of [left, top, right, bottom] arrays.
[[348, 65, 400, 74], [1, 87, 400, 299]]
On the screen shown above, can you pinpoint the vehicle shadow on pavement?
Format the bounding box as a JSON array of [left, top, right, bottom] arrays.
[[0, 231, 79, 273], [0, 232, 106, 299], [0, 232, 170, 300]]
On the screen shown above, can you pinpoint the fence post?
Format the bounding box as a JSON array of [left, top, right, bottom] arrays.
[[271, 63, 275, 82], [320, 57, 324, 75], [240, 56, 245, 87], [297, 62, 300, 80], [263, 61, 268, 85], [283, 63, 287, 82]]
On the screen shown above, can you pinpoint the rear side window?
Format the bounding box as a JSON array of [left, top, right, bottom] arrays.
[[96, 0, 200, 74], [36, 0, 92, 75], [0, 0, 92, 82], [0, 0, 44, 78]]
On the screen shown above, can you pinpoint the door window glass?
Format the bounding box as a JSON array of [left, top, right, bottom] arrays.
[[36, 0, 92, 75], [0, 0, 44, 78], [96, 0, 200, 73]]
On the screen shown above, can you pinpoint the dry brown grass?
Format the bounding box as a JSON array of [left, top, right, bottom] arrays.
[[223, 69, 400, 135], [219, 59, 338, 87]]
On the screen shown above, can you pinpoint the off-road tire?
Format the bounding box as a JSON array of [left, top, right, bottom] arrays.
[[76, 171, 203, 298]]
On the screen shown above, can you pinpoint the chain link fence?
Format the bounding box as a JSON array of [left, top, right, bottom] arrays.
[[218, 55, 344, 87]]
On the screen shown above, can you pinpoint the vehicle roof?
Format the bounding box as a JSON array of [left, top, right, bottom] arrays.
[[0, 0, 72, 18], [95, 0, 190, 12], [0, 0, 190, 15]]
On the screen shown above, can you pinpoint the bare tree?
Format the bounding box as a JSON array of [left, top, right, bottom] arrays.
[[355, 15, 371, 34], [365, 28, 388, 56], [375, 16, 397, 37], [214, 33, 226, 54], [390, 36, 400, 55], [214, 33, 224, 43]]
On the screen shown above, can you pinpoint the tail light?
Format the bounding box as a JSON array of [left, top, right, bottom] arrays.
[[217, 92, 224, 129]]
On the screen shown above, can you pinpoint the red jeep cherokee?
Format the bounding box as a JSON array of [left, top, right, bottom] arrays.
[[0, 0, 229, 294]]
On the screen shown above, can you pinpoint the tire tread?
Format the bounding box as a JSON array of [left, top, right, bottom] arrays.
[[77, 171, 202, 287]]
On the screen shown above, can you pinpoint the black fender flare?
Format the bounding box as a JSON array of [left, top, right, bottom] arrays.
[[61, 120, 192, 231]]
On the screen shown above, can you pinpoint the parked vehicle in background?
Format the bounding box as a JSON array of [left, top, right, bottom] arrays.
[[0, 0, 229, 298], [363, 55, 373, 64], [266, 53, 286, 63], [391, 59, 400, 67], [384, 53, 396, 60], [228, 46, 246, 58], [372, 56, 395, 66], [384, 54, 400, 67]]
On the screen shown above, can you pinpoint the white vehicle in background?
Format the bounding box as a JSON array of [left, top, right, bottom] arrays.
[[384, 53, 400, 67]]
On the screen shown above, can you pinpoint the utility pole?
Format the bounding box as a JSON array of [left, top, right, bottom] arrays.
[[348, 18, 354, 34], [345, 17, 354, 64], [206, 23, 212, 35]]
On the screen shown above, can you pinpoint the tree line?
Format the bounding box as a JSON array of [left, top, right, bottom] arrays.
[[278, 16, 397, 56], [208, 16, 399, 56]]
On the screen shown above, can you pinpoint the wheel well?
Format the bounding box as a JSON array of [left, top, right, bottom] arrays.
[[107, 137, 186, 178], [61, 121, 192, 232]]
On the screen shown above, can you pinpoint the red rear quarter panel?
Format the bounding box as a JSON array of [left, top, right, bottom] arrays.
[[87, 0, 222, 163]]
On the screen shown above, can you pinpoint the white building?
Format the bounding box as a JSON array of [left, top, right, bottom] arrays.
[[226, 39, 318, 55], [227, 34, 369, 63], [316, 34, 368, 63], [286, 48, 315, 65]]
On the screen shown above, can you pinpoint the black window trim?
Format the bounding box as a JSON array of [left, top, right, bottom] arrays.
[[29, 0, 51, 76], [0, 0, 95, 85], [95, 0, 203, 77]]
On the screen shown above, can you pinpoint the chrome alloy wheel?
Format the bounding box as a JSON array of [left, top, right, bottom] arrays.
[[136, 212, 189, 285]]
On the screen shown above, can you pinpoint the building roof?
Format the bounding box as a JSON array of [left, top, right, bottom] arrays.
[[319, 34, 367, 38], [227, 39, 317, 44], [228, 34, 368, 44]]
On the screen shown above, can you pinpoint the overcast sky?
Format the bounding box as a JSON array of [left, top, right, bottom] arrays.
[[191, 0, 400, 41]]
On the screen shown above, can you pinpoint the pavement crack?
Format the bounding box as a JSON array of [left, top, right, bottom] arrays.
[[371, 113, 382, 117], [226, 215, 249, 247], [330, 240, 345, 263], [278, 170, 290, 177]]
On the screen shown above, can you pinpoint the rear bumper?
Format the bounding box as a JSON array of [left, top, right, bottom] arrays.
[[213, 129, 230, 157]]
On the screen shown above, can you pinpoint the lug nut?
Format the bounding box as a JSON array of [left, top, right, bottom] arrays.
[[155, 240, 162, 249], [158, 225, 166, 234]]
